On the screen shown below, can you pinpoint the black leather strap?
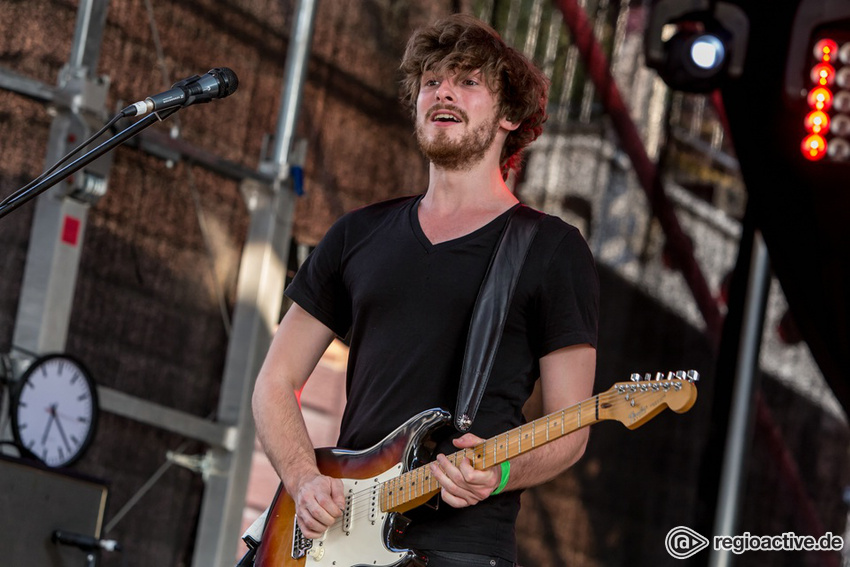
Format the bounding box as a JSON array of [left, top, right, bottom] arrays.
[[454, 205, 544, 432]]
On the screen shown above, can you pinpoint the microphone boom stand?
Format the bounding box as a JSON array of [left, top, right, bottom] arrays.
[[0, 106, 180, 220]]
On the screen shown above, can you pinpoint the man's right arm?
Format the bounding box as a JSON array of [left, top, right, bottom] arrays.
[[252, 302, 345, 538]]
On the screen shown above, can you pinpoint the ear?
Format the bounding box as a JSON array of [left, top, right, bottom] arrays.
[[500, 115, 521, 132]]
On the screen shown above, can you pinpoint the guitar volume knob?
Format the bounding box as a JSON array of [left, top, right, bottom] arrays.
[[307, 544, 325, 561]]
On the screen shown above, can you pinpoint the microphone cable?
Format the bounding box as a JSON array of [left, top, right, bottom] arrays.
[[0, 109, 127, 212]]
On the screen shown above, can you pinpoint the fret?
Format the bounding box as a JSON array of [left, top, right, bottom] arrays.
[[517, 425, 522, 454], [546, 415, 550, 442]]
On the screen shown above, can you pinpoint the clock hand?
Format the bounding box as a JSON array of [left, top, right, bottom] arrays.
[[41, 406, 56, 445], [53, 408, 74, 453]]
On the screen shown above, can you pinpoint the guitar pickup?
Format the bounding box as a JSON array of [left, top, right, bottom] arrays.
[[343, 486, 354, 534], [369, 484, 380, 523]]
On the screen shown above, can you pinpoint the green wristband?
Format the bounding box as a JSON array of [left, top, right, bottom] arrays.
[[491, 461, 511, 495]]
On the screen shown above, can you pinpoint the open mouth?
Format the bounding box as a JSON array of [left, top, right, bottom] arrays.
[[430, 111, 462, 123]]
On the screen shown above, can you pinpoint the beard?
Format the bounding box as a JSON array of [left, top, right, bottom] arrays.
[[415, 109, 501, 171]]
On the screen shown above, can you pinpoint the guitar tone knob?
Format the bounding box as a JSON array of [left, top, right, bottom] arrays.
[[308, 545, 325, 561]]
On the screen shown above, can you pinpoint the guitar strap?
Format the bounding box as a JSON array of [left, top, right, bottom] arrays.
[[454, 204, 544, 432]]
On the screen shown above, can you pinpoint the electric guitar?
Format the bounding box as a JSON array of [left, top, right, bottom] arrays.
[[253, 370, 699, 567]]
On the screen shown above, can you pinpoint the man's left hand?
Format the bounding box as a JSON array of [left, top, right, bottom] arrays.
[[429, 433, 502, 508]]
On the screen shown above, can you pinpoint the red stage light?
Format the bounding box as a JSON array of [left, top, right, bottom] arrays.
[[807, 87, 833, 111], [804, 110, 830, 134], [813, 39, 838, 62], [800, 134, 827, 161], [810, 62, 835, 86]]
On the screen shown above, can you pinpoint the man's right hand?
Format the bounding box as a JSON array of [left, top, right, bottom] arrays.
[[293, 473, 346, 539]]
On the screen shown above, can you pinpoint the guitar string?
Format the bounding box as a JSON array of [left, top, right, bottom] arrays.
[[314, 385, 682, 537], [305, 384, 687, 539], [343, 385, 678, 526]]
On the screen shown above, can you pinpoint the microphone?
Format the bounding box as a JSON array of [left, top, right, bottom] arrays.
[[52, 530, 122, 552], [123, 67, 238, 117]]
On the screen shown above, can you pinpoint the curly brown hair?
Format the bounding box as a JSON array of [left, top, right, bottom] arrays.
[[400, 13, 549, 176]]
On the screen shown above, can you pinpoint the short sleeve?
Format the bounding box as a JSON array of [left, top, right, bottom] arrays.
[[535, 227, 599, 356], [284, 217, 353, 338]]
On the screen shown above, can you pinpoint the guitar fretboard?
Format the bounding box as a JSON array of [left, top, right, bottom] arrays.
[[379, 395, 602, 513]]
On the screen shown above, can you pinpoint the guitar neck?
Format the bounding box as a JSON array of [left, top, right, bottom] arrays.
[[380, 395, 603, 513]]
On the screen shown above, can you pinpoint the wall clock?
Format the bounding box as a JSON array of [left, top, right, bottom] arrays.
[[11, 354, 99, 467]]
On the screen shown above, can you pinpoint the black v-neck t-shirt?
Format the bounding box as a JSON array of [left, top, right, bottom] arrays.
[[285, 195, 598, 560]]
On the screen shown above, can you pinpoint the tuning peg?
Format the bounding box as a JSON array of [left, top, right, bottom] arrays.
[[644, 373, 652, 381], [655, 372, 665, 381], [630, 373, 641, 382], [687, 370, 700, 382], [675, 370, 686, 380]]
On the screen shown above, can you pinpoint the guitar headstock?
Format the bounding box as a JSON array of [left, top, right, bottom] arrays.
[[597, 370, 699, 430]]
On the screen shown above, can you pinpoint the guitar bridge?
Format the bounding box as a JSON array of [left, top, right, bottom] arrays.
[[291, 517, 312, 559]]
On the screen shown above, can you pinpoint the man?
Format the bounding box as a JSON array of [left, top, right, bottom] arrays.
[[252, 13, 598, 567]]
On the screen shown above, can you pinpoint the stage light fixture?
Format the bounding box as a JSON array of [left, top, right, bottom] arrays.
[[814, 38, 838, 62], [835, 90, 850, 112], [690, 34, 726, 71], [828, 137, 850, 161], [645, 0, 749, 93], [840, 42, 850, 65], [656, 29, 731, 91], [804, 110, 830, 134], [810, 62, 835, 86], [801, 133, 828, 161], [807, 86, 833, 111]]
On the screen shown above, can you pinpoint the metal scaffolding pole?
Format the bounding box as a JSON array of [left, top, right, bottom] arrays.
[[190, 0, 318, 564], [708, 230, 771, 567], [11, 0, 111, 357]]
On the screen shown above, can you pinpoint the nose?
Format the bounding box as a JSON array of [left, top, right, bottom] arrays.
[[435, 82, 455, 102]]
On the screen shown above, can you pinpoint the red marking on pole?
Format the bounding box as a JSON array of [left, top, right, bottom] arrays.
[[61, 215, 81, 246]]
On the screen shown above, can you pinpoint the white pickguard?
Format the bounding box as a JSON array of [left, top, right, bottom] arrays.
[[302, 463, 410, 566]]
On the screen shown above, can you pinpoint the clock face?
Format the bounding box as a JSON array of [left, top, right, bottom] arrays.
[[12, 355, 98, 467]]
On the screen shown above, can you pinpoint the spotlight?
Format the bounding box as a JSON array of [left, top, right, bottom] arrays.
[[645, 0, 749, 93], [654, 28, 732, 91], [690, 34, 726, 71]]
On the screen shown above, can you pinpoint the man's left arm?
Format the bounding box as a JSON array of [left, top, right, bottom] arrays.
[[430, 343, 596, 507]]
